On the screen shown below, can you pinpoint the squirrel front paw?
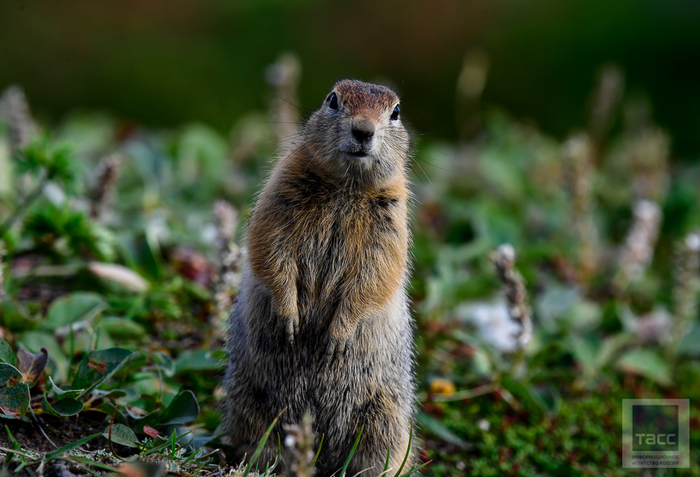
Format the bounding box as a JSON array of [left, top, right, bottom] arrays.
[[272, 295, 299, 344], [322, 323, 357, 365], [282, 313, 300, 344]]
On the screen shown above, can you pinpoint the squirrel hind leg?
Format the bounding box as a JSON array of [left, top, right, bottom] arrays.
[[338, 406, 415, 477]]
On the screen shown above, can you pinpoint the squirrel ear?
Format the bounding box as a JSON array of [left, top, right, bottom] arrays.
[[327, 92, 339, 110], [390, 104, 400, 120]]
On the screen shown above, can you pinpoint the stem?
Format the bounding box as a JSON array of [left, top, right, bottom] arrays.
[[424, 383, 499, 403], [0, 171, 48, 237]]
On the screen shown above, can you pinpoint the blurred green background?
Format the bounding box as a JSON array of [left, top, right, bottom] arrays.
[[2, 0, 700, 154]]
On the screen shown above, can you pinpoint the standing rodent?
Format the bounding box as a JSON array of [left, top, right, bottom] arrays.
[[225, 79, 415, 476]]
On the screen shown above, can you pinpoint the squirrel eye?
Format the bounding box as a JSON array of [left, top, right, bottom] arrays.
[[327, 92, 339, 110], [390, 104, 400, 120]]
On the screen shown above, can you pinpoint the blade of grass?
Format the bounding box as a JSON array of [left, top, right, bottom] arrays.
[[141, 431, 182, 457], [4, 425, 20, 448], [66, 461, 104, 477], [265, 434, 282, 475], [242, 408, 285, 477], [399, 460, 431, 477], [46, 432, 102, 459], [311, 433, 325, 467], [382, 445, 391, 473], [392, 419, 413, 477], [339, 425, 363, 477], [61, 456, 121, 473], [193, 457, 214, 476]]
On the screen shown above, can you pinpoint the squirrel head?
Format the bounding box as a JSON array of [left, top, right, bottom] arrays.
[[303, 79, 410, 186]]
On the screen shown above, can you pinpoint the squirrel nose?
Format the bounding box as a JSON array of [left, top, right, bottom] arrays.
[[351, 119, 375, 144]]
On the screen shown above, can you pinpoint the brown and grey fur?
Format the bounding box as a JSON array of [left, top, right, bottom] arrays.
[[225, 79, 415, 476]]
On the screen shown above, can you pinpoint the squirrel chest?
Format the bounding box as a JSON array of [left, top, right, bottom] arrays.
[[248, 163, 409, 330]]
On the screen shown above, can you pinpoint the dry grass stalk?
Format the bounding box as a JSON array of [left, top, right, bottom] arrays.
[[0, 85, 39, 153], [284, 412, 316, 477], [456, 49, 490, 139], [620, 127, 670, 203], [212, 200, 243, 325], [588, 65, 624, 142], [617, 199, 662, 285], [491, 244, 532, 350], [90, 154, 122, 221], [670, 232, 700, 352], [563, 133, 599, 282], [266, 53, 302, 149]]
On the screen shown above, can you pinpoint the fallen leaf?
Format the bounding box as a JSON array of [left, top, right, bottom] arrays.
[[18, 347, 48, 387]]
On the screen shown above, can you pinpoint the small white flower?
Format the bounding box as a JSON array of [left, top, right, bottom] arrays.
[[456, 301, 521, 352], [478, 419, 490, 431], [284, 434, 296, 448]]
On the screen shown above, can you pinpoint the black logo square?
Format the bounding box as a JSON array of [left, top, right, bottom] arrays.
[[632, 404, 679, 451]]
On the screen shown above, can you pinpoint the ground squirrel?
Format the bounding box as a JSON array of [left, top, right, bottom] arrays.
[[225, 79, 416, 476]]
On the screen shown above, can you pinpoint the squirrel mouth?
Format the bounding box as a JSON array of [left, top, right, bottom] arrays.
[[348, 150, 369, 158]]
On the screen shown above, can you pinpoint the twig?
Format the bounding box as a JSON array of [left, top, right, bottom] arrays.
[[0, 445, 40, 460], [421, 383, 499, 403], [29, 405, 58, 448]]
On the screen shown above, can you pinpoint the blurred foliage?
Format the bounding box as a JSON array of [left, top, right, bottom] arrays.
[[1, 50, 700, 475]]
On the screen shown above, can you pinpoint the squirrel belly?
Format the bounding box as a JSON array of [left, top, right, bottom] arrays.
[[225, 79, 416, 477]]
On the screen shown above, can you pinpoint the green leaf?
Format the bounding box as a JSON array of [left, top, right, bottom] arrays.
[[17, 347, 48, 387], [0, 338, 17, 367], [45, 292, 106, 331], [416, 412, 469, 449], [0, 300, 34, 330], [678, 324, 700, 357], [571, 336, 597, 376], [616, 348, 672, 387], [103, 423, 140, 448], [535, 285, 581, 332], [72, 348, 135, 396], [158, 390, 200, 426], [42, 393, 83, 417], [174, 350, 225, 374], [153, 352, 175, 377], [0, 363, 30, 419], [48, 376, 81, 398], [98, 316, 147, 341]]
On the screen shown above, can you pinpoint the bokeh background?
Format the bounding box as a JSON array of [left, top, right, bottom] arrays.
[[2, 0, 700, 154], [2, 1, 700, 475]]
